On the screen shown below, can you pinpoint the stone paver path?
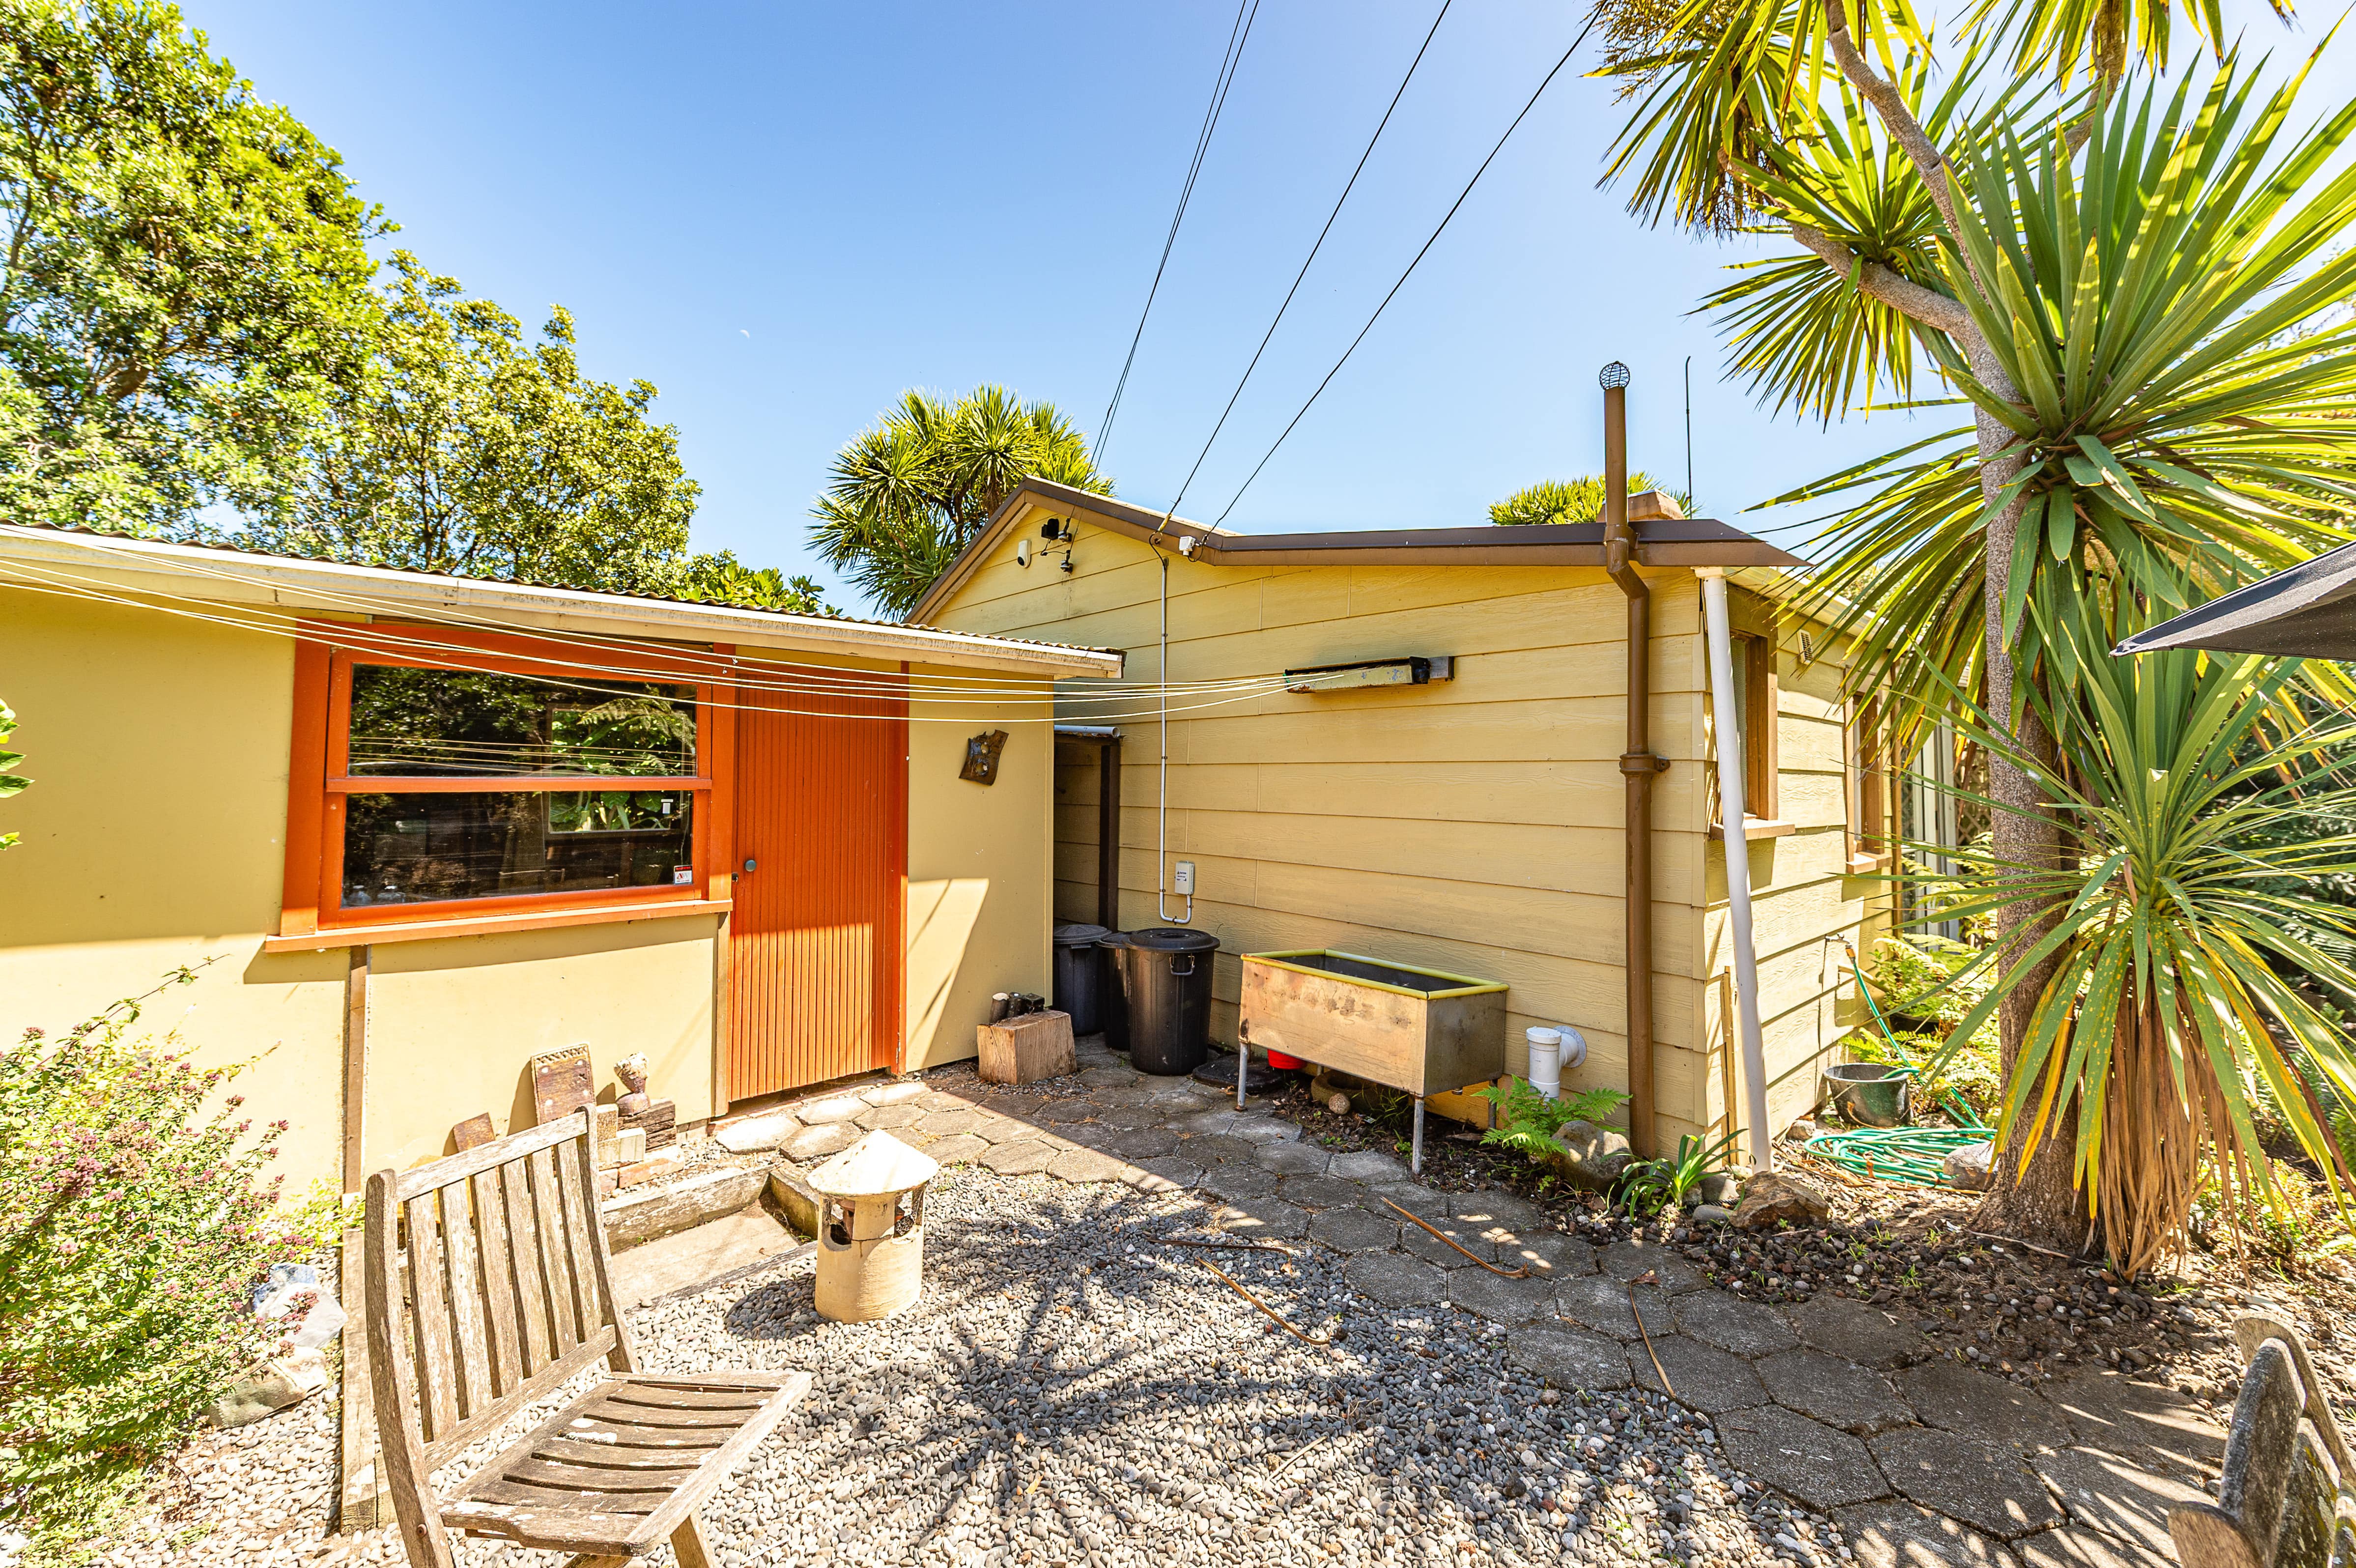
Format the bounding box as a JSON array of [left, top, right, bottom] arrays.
[[731, 1040, 2225, 1568]]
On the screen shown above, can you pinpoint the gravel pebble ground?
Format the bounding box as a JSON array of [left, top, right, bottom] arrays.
[[93, 1169, 1840, 1568]]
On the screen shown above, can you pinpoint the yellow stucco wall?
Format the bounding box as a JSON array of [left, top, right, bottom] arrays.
[[0, 588, 1072, 1184], [904, 669, 1054, 1070]]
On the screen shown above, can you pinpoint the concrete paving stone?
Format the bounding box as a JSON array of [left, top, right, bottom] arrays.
[[2041, 1369, 2224, 1479], [978, 1141, 1057, 1176], [1174, 1109, 1240, 1137], [1834, 1501, 2019, 1568], [1449, 1191, 1548, 1233], [1345, 1251, 1450, 1308], [1275, 1175, 1364, 1210], [1307, 1207, 1399, 1254], [1217, 1198, 1311, 1240], [1675, 1290, 1801, 1357], [1600, 1240, 1710, 1292], [914, 1108, 982, 1138], [1789, 1292, 1931, 1370], [1087, 1080, 1156, 1108], [1102, 1127, 1179, 1162], [1077, 1065, 1140, 1089], [1720, 1404, 1893, 1511], [1329, 1148, 1408, 1182], [854, 1104, 925, 1131], [1094, 1104, 1161, 1130], [794, 1093, 868, 1126], [1361, 1180, 1448, 1219], [1758, 1348, 1914, 1435], [780, 1123, 858, 1162], [1497, 1230, 1599, 1280], [1129, 1155, 1203, 1192], [913, 1089, 977, 1113], [1401, 1220, 1501, 1269], [1183, 1134, 1258, 1166], [1555, 1272, 1674, 1342], [1199, 1159, 1282, 1202], [922, 1134, 991, 1166], [1227, 1115, 1302, 1145], [1629, 1333, 1771, 1415], [1254, 1141, 1331, 1176], [968, 1115, 1035, 1146], [1506, 1325, 1633, 1391], [1058, 1121, 1124, 1153], [2010, 1526, 2175, 1568], [1900, 1362, 2075, 1452], [2038, 1445, 2209, 1557], [1140, 1077, 1206, 1103], [1870, 1427, 2064, 1539], [1033, 1098, 1097, 1125], [1045, 1147, 1125, 1185], [1448, 1267, 1562, 1328], [866, 1080, 929, 1106]]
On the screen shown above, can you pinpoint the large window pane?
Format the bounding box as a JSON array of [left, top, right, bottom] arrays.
[[342, 790, 695, 908], [347, 665, 696, 777]]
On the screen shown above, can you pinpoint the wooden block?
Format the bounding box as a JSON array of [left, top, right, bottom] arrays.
[[596, 1167, 619, 1199], [978, 1009, 1077, 1085], [531, 1044, 594, 1126], [594, 1103, 619, 1144], [610, 1127, 647, 1167], [622, 1098, 676, 1150], [451, 1112, 495, 1152]]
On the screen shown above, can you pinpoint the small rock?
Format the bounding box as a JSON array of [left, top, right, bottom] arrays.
[[1733, 1171, 1831, 1229], [1943, 1141, 1995, 1191], [1693, 1203, 1735, 1226], [1548, 1119, 1634, 1190], [206, 1349, 328, 1427]]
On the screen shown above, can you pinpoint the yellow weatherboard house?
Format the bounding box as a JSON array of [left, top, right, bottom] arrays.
[[0, 523, 1121, 1188], [910, 469, 1897, 1158]]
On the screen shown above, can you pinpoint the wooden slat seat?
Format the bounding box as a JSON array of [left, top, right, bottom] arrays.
[[364, 1109, 810, 1567]]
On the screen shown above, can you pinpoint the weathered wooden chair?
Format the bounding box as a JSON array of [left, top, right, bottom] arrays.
[[2170, 1311, 2356, 1568], [364, 1108, 809, 1567]]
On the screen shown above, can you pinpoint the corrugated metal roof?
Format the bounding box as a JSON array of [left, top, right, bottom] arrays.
[[0, 519, 1124, 664]]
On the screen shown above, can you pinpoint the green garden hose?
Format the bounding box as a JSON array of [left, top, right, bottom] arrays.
[[1803, 937, 1994, 1187]]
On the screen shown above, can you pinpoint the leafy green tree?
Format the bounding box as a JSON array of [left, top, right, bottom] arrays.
[[1591, 0, 2356, 1244], [0, 698, 27, 850], [0, 0, 382, 530], [243, 254, 702, 596], [678, 550, 834, 615], [1490, 473, 1687, 525], [809, 385, 1110, 618]]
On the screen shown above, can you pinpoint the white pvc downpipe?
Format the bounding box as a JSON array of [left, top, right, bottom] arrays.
[[1154, 544, 1192, 926], [1699, 567, 1772, 1172]]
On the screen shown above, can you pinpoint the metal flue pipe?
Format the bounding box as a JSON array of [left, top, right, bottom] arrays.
[[1598, 362, 1667, 1159]]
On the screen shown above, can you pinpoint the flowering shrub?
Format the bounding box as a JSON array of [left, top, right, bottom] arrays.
[[0, 969, 330, 1537]]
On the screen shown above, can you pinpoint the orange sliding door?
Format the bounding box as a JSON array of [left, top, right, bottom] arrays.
[[726, 664, 908, 1100]]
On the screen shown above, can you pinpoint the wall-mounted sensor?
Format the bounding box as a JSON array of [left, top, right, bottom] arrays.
[[1173, 859, 1195, 895], [1177, 534, 1199, 558], [1016, 539, 1032, 567]]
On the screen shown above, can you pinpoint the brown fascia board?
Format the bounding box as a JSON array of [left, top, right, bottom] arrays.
[[908, 478, 1809, 622]]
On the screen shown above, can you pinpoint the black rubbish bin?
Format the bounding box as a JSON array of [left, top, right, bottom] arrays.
[[1051, 922, 1111, 1034], [1098, 931, 1134, 1052], [1121, 926, 1220, 1076]]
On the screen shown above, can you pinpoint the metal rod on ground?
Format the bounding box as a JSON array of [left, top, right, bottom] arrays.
[[1197, 1256, 1331, 1346], [1628, 1270, 1675, 1396]]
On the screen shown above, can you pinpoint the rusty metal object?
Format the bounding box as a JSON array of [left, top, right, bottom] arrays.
[[1381, 1198, 1530, 1279], [1627, 1268, 1675, 1397], [1196, 1256, 1331, 1348]]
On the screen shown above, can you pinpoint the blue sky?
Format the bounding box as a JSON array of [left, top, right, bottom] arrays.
[[188, 0, 2339, 612]]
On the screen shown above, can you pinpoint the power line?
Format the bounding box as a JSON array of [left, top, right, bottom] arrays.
[[1096, 0, 1261, 461], [1162, 0, 1454, 518], [1212, 17, 1594, 524]]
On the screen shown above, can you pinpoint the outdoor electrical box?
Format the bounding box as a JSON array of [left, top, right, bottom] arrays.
[[1173, 860, 1196, 896]]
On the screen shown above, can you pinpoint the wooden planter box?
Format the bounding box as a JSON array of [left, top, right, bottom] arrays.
[[1239, 950, 1507, 1098]]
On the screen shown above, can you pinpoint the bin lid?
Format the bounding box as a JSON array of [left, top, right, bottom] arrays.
[[1097, 930, 1133, 949], [1127, 926, 1220, 953], [1053, 922, 1111, 947]]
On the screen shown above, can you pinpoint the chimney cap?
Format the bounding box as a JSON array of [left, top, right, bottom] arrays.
[[1599, 361, 1632, 390]]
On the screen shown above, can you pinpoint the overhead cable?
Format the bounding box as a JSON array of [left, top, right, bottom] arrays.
[[1213, 15, 1595, 524], [1096, 0, 1262, 460], [1162, 0, 1453, 518]]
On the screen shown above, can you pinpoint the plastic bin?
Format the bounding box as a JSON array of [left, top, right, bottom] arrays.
[[1051, 923, 1111, 1034], [1119, 927, 1220, 1076], [1098, 932, 1134, 1052]]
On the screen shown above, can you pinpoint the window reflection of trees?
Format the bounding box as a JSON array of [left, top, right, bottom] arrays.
[[347, 667, 695, 778]]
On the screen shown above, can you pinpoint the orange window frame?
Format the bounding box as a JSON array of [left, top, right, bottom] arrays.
[[278, 622, 739, 940]]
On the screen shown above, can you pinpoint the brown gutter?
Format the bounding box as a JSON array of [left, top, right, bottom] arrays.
[[1599, 366, 1666, 1160]]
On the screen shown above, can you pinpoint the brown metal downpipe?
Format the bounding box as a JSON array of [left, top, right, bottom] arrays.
[[1599, 362, 1666, 1159]]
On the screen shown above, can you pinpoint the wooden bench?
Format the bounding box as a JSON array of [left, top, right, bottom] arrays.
[[2170, 1312, 2354, 1568], [363, 1108, 809, 1567]]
